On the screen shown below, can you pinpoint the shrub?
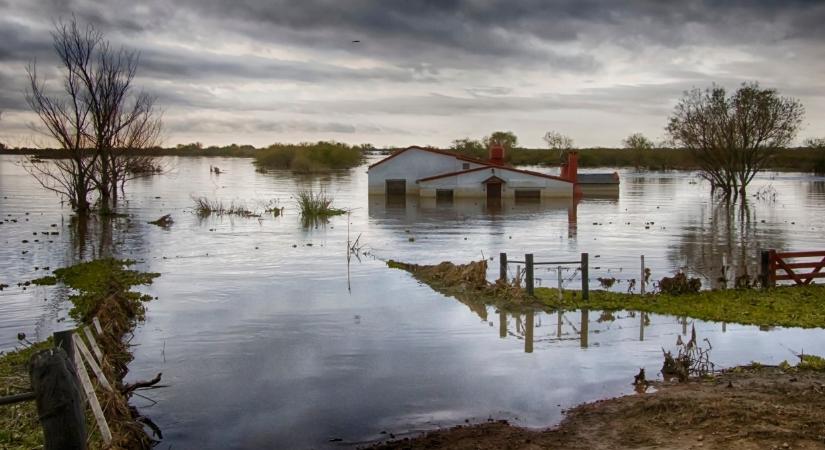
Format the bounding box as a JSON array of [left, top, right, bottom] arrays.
[[254, 141, 364, 172], [657, 272, 702, 295]]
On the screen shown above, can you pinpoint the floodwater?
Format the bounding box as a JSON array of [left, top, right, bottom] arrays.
[[2, 154, 825, 448]]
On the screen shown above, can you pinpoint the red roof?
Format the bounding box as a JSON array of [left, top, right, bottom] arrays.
[[368, 146, 495, 169], [416, 165, 572, 184]]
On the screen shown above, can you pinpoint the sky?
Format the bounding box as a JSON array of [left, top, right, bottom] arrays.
[[0, 0, 824, 149]]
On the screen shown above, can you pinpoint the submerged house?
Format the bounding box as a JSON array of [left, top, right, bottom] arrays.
[[368, 145, 617, 200]]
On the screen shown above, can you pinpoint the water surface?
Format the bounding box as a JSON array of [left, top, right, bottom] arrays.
[[2, 155, 825, 448]]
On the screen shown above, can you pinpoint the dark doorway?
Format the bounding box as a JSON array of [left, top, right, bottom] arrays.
[[386, 179, 406, 195], [486, 182, 502, 201]]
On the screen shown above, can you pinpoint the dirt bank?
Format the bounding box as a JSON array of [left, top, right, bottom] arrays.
[[371, 365, 825, 450]]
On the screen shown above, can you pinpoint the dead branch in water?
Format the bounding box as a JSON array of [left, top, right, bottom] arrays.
[[121, 372, 163, 395]]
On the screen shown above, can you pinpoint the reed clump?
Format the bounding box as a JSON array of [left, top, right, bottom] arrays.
[[192, 197, 256, 218], [297, 190, 346, 222]]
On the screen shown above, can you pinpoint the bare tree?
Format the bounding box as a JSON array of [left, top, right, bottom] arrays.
[[543, 130, 574, 152], [667, 82, 803, 200], [804, 137, 825, 150], [26, 41, 97, 212], [543, 130, 574, 164], [26, 18, 161, 213]]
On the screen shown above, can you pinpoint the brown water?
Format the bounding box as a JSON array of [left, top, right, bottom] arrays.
[[2, 154, 825, 448]]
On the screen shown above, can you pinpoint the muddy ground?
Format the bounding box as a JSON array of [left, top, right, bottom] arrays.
[[370, 366, 825, 450]]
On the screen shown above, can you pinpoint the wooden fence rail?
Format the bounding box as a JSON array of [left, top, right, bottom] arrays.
[[761, 249, 825, 287], [500, 252, 589, 299]]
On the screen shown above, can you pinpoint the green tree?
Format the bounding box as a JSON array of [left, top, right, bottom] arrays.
[[622, 133, 654, 151], [483, 131, 518, 151], [450, 138, 486, 159], [667, 82, 803, 199]]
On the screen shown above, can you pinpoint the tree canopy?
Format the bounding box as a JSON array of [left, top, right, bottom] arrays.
[[666, 82, 803, 199]]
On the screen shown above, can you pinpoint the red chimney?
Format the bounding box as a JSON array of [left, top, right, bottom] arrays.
[[560, 151, 579, 182], [489, 143, 505, 165]]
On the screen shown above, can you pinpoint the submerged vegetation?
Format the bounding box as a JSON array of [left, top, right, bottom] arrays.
[[297, 190, 346, 225], [253, 141, 365, 172], [192, 196, 255, 218], [49, 258, 159, 322], [192, 197, 285, 218]]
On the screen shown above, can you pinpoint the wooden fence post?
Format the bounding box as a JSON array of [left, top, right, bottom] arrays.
[[760, 250, 771, 289], [29, 344, 87, 450], [524, 311, 534, 354], [525, 253, 534, 296], [581, 252, 589, 300], [53, 330, 75, 366], [499, 252, 507, 282], [640, 255, 646, 295], [557, 266, 563, 301]]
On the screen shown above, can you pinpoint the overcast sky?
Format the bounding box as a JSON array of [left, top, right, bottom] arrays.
[[1, 0, 824, 148]]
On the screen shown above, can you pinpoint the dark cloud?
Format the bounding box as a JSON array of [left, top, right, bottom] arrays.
[[165, 116, 407, 136], [2, 0, 824, 146]]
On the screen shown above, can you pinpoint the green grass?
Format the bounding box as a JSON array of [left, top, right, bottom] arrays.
[[0, 340, 52, 449], [296, 190, 346, 222], [253, 141, 365, 172], [535, 284, 825, 328], [47, 258, 159, 322]]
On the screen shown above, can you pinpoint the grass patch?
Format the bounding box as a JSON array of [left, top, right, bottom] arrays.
[[297, 190, 346, 225], [31, 276, 56, 286], [253, 141, 364, 172], [0, 340, 51, 449], [535, 284, 825, 328], [49, 258, 159, 322], [192, 197, 256, 218]]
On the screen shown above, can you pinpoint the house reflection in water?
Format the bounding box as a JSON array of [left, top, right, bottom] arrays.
[[369, 195, 589, 239]]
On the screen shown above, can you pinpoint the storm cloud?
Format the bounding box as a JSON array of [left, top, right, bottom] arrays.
[[1, 0, 824, 147]]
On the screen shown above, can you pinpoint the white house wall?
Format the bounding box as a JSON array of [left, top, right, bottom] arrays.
[[367, 149, 484, 195], [418, 167, 573, 198]]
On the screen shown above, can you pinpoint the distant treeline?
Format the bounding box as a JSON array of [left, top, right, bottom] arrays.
[[447, 146, 825, 174], [4, 143, 824, 173]]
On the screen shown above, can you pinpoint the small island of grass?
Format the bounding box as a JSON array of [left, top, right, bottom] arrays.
[[387, 258, 825, 329]]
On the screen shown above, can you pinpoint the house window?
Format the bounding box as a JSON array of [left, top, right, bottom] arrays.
[[515, 189, 541, 202], [436, 189, 454, 205], [386, 179, 406, 195], [462, 163, 470, 170]]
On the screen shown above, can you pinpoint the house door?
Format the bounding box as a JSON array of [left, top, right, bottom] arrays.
[[487, 182, 502, 200]]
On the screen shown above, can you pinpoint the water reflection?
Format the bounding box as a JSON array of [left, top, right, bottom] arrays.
[[370, 196, 585, 239], [490, 307, 736, 353], [672, 200, 787, 289]]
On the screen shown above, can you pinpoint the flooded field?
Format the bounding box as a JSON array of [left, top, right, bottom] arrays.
[[2, 154, 825, 448]]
